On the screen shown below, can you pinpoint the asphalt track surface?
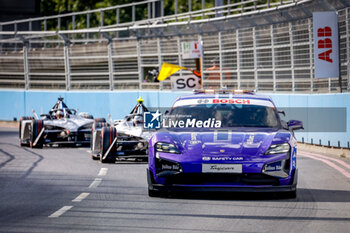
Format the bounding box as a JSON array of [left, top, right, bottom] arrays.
[[0, 128, 350, 233]]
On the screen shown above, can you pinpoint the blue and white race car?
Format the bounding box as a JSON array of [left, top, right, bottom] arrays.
[[19, 97, 100, 148], [147, 90, 303, 197]]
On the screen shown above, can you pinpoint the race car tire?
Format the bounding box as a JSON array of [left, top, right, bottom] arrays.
[[92, 121, 109, 132], [30, 120, 44, 149], [100, 127, 117, 163], [94, 118, 106, 123], [19, 116, 34, 139], [81, 114, 94, 119]]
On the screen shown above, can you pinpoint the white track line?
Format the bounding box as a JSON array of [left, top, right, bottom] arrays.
[[89, 178, 102, 188], [72, 192, 90, 202], [299, 151, 350, 169], [301, 153, 350, 179], [48, 206, 73, 218], [98, 168, 108, 176]]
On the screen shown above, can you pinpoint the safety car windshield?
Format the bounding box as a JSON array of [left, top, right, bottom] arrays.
[[168, 103, 281, 128]]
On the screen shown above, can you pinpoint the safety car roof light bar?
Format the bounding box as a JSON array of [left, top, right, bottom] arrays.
[[193, 89, 256, 95]]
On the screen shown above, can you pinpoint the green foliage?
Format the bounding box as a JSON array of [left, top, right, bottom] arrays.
[[40, 0, 217, 30], [41, 1, 287, 30]]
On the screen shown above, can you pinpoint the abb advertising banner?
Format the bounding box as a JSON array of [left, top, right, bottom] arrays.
[[313, 12, 339, 79]]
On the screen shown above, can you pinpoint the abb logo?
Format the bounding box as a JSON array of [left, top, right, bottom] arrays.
[[313, 12, 338, 78], [193, 42, 200, 53], [317, 27, 333, 63]]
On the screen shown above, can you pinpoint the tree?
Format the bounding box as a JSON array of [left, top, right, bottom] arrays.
[[40, 0, 215, 30]]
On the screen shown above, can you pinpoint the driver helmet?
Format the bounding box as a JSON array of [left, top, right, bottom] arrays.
[[132, 115, 143, 125], [56, 110, 64, 119]]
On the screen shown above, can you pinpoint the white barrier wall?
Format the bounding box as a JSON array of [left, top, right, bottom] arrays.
[[1, 90, 349, 148]]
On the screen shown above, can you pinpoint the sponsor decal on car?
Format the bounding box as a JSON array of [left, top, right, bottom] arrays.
[[173, 98, 274, 107], [264, 161, 283, 171], [213, 99, 250, 104], [202, 156, 244, 161], [211, 156, 244, 161], [190, 133, 201, 144], [246, 135, 255, 145], [202, 164, 243, 173], [291, 147, 297, 169]]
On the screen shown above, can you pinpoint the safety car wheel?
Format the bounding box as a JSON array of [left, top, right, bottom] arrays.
[[100, 127, 117, 163], [148, 188, 166, 198], [284, 190, 297, 199], [30, 120, 44, 149]]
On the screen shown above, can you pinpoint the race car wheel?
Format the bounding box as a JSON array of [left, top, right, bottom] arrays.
[[94, 118, 106, 123], [81, 114, 94, 119], [100, 127, 117, 163], [92, 121, 109, 132], [19, 116, 34, 139], [30, 120, 44, 149]]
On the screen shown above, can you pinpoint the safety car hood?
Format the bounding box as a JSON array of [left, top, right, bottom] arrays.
[[154, 128, 291, 157]]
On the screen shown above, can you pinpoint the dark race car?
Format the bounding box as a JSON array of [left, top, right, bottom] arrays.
[[147, 90, 303, 197], [19, 97, 101, 148]]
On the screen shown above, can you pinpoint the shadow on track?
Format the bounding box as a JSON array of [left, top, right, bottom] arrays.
[[0, 142, 44, 179], [20, 147, 44, 179], [68, 208, 350, 223], [0, 148, 15, 168], [154, 188, 350, 202]]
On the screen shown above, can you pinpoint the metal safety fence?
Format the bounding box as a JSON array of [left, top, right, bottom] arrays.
[[0, 0, 349, 92]]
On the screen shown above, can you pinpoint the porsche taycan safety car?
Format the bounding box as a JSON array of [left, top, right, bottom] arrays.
[[19, 97, 102, 148], [147, 90, 303, 197], [90, 97, 152, 163]]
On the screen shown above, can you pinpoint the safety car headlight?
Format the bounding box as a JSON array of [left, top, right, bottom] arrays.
[[155, 142, 180, 154], [265, 143, 290, 155]]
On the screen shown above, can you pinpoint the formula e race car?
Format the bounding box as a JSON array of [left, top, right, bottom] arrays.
[[147, 89, 303, 198], [19, 97, 102, 148], [90, 97, 152, 163]]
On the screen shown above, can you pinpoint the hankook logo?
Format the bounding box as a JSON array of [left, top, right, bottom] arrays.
[[197, 99, 210, 104]]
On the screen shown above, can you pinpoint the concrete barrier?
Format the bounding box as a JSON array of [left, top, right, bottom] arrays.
[[1, 90, 349, 148]]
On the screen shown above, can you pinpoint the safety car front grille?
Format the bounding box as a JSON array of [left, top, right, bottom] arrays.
[[165, 173, 280, 186]]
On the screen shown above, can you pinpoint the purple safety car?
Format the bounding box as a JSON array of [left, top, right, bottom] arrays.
[[147, 90, 303, 197]]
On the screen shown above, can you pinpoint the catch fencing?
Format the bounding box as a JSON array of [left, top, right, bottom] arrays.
[[0, 0, 349, 92]]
